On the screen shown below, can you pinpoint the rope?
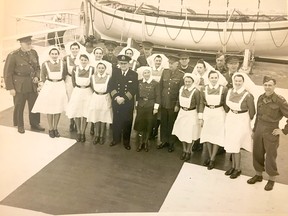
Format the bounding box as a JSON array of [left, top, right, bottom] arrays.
[[144, 15, 160, 36], [217, 21, 235, 46], [163, 17, 186, 40], [187, 21, 211, 44], [100, 6, 117, 30], [88, 1, 96, 35], [268, 22, 288, 48]]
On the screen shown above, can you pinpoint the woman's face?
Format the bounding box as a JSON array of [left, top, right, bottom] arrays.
[[184, 77, 193, 88], [196, 63, 205, 74], [70, 45, 80, 57], [154, 57, 162, 68], [234, 76, 244, 89], [80, 57, 89, 66], [97, 64, 106, 75], [49, 50, 59, 61], [208, 73, 219, 86], [125, 49, 133, 58], [143, 69, 151, 80], [94, 49, 103, 60]]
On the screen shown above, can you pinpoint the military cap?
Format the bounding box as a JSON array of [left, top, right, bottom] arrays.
[[117, 54, 131, 62], [141, 41, 154, 48], [226, 55, 242, 64], [17, 35, 32, 43], [167, 54, 180, 63], [178, 52, 190, 59], [263, 75, 276, 84], [105, 40, 118, 49]]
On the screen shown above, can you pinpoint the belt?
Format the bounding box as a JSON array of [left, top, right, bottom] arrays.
[[205, 104, 222, 109], [140, 97, 153, 101], [14, 72, 30, 77], [181, 106, 196, 111], [67, 73, 72, 77], [48, 78, 63, 82], [76, 84, 90, 89], [94, 90, 107, 95], [230, 109, 248, 114]]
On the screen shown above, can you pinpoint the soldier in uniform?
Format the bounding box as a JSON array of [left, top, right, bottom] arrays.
[[137, 41, 154, 67], [215, 51, 227, 74], [4, 36, 44, 133], [103, 40, 118, 68], [247, 76, 288, 191], [108, 55, 139, 150], [223, 55, 242, 89], [178, 52, 194, 73], [158, 55, 184, 152]]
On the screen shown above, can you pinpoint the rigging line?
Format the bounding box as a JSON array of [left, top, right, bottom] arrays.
[[100, 7, 117, 30], [89, 1, 95, 34], [144, 15, 159, 36], [217, 21, 235, 46], [268, 22, 288, 48], [163, 17, 186, 40], [187, 21, 211, 44]]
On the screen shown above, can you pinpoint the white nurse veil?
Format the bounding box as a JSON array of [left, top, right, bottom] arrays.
[[232, 72, 257, 96]]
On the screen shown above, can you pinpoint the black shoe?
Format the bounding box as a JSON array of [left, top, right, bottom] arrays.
[[31, 124, 45, 131], [18, 126, 25, 134], [93, 136, 99, 145], [207, 160, 215, 170], [247, 175, 263, 184], [54, 129, 60, 138], [168, 146, 174, 153], [203, 158, 210, 166], [264, 180, 275, 191], [144, 142, 149, 152], [90, 124, 94, 135], [49, 130, 55, 138], [184, 153, 191, 161], [180, 152, 186, 160], [225, 168, 235, 176], [136, 143, 143, 152], [230, 169, 241, 179], [76, 134, 81, 142], [99, 137, 105, 145], [124, 145, 131, 150], [110, 141, 118, 146], [157, 142, 168, 149]]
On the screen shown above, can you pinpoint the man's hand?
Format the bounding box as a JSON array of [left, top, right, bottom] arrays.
[[9, 89, 16, 96], [153, 109, 158, 115], [272, 128, 284, 136], [174, 105, 179, 112], [32, 77, 39, 83]]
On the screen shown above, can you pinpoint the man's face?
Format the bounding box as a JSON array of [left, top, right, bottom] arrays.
[[169, 61, 179, 71], [20, 41, 32, 52], [179, 57, 189, 67], [264, 80, 276, 96], [119, 61, 129, 71], [107, 48, 114, 56], [227, 61, 239, 73], [216, 55, 225, 68], [143, 47, 152, 57]]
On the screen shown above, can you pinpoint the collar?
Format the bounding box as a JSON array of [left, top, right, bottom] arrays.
[[208, 83, 219, 89], [97, 72, 106, 78], [79, 65, 90, 70], [122, 69, 129, 75], [70, 54, 78, 59], [49, 58, 59, 64], [152, 66, 162, 71], [181, 65, 189, 70], [184, 85, 195, 91], [264, 92, 277, 101], [233, 86, 245, 94], [143, 77, 153, 84]]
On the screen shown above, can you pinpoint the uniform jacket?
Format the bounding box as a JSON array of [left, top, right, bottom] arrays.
[[223, 71, 235, 89], [254, 92, 288, 134], [108, 68, 138, 106], [137, 55, 149, 67], [4, 48, 40, 93], [160, 68, 184, 109], [179, 65, 194, 73], [103, 54, 118, 68], [136, 79, 160, 109]]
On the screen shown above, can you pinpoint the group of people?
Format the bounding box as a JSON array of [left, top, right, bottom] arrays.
[[4, 35, 288, 191]]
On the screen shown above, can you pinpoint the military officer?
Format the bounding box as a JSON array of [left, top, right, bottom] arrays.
[[108, 55, 139, 150], [158, 55, 184, 152], [4, 36, 44, 133], [247, 76, 288, 191], [223, 55, 242, 89], [103, 40, 118, 68], [137, 41, 154, 67], [178, 52, 194, 73], [215, 51, 227, 74]]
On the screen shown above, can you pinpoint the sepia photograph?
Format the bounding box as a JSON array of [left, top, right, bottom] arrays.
[[0, 0, 288, 215]]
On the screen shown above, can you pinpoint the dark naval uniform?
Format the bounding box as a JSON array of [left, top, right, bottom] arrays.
[[108, 67, 138, 148], [4, 48, 41, 129], [159, 68, 184, 149], [253, 92, 288, 177]]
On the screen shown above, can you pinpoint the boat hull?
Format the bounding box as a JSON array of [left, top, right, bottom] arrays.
[[91, 2, 288, 57]]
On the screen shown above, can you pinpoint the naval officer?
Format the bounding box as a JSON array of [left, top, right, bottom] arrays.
[[108, 55, 139, 150]]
